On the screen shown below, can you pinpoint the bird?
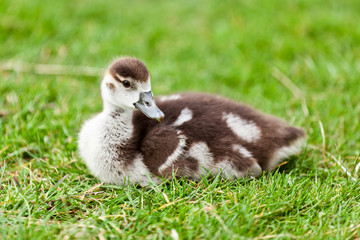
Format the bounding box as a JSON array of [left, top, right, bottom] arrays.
[[78, 57, 305, 186]]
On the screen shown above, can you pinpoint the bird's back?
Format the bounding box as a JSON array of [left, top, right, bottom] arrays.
[[131, 92, 305, 177]]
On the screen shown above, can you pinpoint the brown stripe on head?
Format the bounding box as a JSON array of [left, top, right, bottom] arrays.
[[108, 57, 150, 83]]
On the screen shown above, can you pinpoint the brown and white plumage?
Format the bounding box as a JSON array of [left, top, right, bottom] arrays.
[[78, 57, 305, 186]]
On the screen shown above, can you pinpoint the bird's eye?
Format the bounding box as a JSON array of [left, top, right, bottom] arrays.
[[122, 80, 131, 88]]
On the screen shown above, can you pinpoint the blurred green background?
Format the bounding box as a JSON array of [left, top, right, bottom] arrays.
[[2, 0, 360, 152]]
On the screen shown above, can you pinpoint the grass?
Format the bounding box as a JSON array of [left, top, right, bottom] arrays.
[[1, 0, 360, 239]]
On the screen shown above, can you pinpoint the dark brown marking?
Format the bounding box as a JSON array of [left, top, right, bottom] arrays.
[[106, 82, 116, 91], [160, 156, 200, 179], [140, 127, 181, 176], [108, 57, 149, 83]]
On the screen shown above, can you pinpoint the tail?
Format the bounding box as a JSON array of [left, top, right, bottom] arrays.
[[265, 126, 306, 170], [285, 126, 306, 143]]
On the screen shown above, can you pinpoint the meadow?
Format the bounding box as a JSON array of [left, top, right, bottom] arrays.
[[1, 0, 359, 239]]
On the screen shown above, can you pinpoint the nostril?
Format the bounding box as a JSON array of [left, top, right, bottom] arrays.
[[145, 101, 151, 107]]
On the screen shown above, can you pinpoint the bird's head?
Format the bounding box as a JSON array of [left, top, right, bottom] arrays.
[[101, 57, 164, 122]]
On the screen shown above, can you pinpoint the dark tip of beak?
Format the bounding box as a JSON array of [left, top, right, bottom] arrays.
[[157, 115, 164, 123]]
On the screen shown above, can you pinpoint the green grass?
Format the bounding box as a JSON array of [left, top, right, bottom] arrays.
[[1, 0, 360, 239]]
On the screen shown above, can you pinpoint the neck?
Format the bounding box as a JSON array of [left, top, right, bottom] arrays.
[[103, 101, 122, 113], [103, 101, 134, 119]]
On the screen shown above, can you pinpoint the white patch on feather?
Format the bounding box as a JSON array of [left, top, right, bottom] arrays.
[[267, 137, 305, 170], [187, 142, 261, 179], [215, 160, 245, 179], [188, 142, 216, 176], [126, 154, 161, 186], [245, 163, 263, 177], [158, 94, 181, 101], [158, 131, 187, 173], [222, 112, 261, 143], [172, 108, 193, 126], [232, 144, 252, 158], [216, 159, 262, 179]]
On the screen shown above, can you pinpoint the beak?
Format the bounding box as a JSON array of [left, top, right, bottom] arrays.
[[134, 91, 165, 122]]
